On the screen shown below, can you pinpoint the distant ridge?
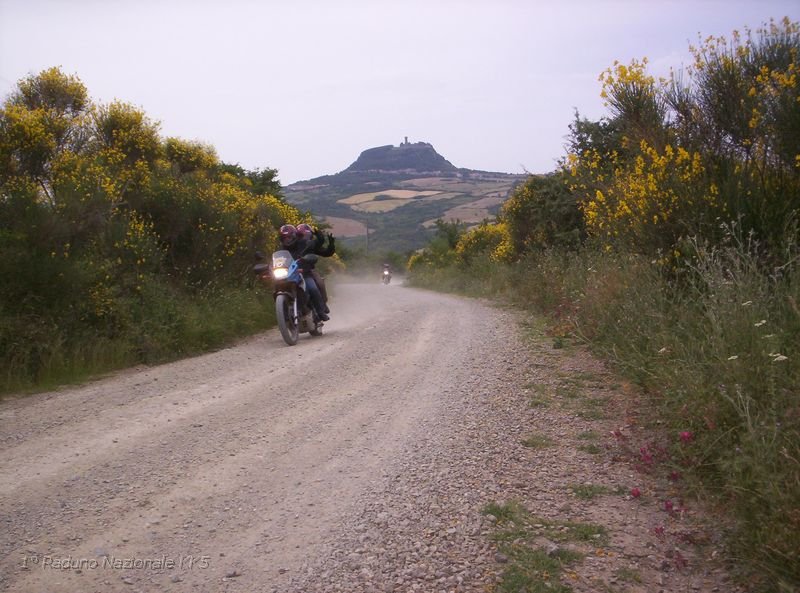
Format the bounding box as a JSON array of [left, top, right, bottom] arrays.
[[343, 139, 457, 174]]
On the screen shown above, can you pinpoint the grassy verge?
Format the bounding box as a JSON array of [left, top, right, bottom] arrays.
[[482, 500, 607, 592], [410, 243, 800, 590], [1, 281, 274, 395]]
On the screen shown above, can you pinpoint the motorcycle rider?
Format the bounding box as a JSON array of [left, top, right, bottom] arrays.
[[296, 223, 335, 308], [277, 224, 333, 321]]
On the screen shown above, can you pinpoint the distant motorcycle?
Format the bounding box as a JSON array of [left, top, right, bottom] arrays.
[[254, 250, 323, 346], [382, 267, 392, 285]]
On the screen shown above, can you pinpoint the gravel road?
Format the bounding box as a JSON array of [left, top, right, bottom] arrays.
[[0, 281, 743, 593]]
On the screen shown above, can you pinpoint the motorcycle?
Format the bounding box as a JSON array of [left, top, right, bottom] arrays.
[[382, 269, 392, 285], [254, 250, 323, 346]]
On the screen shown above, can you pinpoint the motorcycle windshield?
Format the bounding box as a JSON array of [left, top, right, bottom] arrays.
[[272, 250, 293, 269]]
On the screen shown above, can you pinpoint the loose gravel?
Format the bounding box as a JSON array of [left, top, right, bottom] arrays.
[[284, 301, 747, 593], [0, 283, 747, 593]]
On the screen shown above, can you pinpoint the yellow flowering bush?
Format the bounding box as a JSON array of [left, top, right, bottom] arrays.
[[405, 251, 426, 272], [568, 18, 799, 254], [598, 57, 668, 148], [675, 18, 800, 242], [259, 193, 304, 229], [0, 66, 303, 391], [599, 58, 662, 115], [13, 66, 88, 116], [165, 137, 218, 175], [455, 222, 514, 263], [0, 104, 56, 182], [115, 211, 164, 271], [577, 140, 722, 251]]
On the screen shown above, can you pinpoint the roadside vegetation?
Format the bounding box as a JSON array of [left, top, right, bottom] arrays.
[[0, 68, 309, 393], [409, 19, 799, 591]]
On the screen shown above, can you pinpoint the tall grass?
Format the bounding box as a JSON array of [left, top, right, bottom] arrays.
[[408, 240, 800, 590], [1, 281, 274, 395], [405, 257, 512, 298]]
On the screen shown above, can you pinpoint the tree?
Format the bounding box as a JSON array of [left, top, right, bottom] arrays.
[[216, 163, 284, 198]]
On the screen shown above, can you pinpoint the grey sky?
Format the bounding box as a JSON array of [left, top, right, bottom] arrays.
[[1, 0, 798, 185]]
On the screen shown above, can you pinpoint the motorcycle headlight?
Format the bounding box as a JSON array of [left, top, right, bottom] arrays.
[[272, 267, 289, 280]]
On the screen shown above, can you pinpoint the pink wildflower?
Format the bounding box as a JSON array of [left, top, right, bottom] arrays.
[[679, 431, 694, 443], [630, 487, 641, 498]]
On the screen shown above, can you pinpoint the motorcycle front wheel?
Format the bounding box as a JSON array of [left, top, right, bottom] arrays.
[[275, 293, 299, 345]]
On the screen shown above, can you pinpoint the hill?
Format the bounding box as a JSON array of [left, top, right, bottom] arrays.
[[283, 139, 526, 253], [344, 140, 457, 174]]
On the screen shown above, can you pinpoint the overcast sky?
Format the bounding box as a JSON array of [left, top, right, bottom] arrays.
[[1, 0, 798, 185]]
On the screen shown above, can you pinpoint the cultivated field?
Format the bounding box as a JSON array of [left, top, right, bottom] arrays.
[[336, 177, 519, 217], [321, 215, 368, 238]]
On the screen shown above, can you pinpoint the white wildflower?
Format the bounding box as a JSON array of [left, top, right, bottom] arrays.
[[754, 320, 767, 327]]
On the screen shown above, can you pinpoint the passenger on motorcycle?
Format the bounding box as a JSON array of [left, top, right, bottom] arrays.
[[296, 223, 336, 258], [278, 224, 334, 321], [296, 223, 335, 307]]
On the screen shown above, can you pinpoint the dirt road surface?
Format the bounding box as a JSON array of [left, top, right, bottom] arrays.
[[1, 281, 742, 593]]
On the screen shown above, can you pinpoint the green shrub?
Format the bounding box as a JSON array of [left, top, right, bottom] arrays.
[[0, 67, 298, 393]]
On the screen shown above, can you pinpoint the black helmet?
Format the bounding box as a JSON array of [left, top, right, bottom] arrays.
[[279, 224, 297, 247]]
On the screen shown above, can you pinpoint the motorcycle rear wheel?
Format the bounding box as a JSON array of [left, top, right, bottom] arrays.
[[275, 294, 299, 345]]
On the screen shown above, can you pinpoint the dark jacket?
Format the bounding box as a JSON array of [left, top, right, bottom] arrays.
[[284, 231, 335, 270]]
